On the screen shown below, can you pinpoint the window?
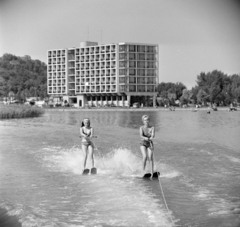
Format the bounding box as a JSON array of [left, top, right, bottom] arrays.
[[119, 69, 126, 75], [138, 53, 145, 60], [147, 54, 155, 60], [129, 85, 136, 92], [119, 61, 126, 68], [137, 69, 145, 76], [147, 69, 155, 76], [137, 45, 145, 52], [147, 77, 155, 84], [119, 45, 126, 52], [129, 45, 136, 52], [137, 85, 145, 92], [129, 53, 135, 60], [147, 85, 155, 92], [119, 53, 126, 60], [119, 85, 125, 92], [129, 76, 136, 83], [129, 61, 136, 68], [137, 77, 145, 84], [119, 77, 125, 83], [137, 61, 145, 68], [129, 69, 136, 75], [147, 46, 154, 53], [147, 62, 155, 68]]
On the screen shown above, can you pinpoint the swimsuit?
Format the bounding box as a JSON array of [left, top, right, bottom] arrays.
[[81, 127, 94, 147], [140, 126, 153, 149]]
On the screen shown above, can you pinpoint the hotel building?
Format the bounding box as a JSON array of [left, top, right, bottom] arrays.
[[47, 41, 158, 107]]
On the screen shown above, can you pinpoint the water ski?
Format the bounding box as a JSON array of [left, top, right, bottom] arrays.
[[91, 167, 97, 175], [82, 169, 90, 175], [143, 172, 160, 179]]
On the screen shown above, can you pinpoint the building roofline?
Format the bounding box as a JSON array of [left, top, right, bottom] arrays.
[[118, 42, 158, 46]]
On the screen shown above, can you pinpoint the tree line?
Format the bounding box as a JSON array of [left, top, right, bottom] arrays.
[[0, 53, 239, 106], [0, 53, 47, 101], [157, 70, 240, 106]]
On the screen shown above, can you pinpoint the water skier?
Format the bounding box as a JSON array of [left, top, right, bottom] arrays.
[[80, 118, 95, 173], [140, 115, 155, 178]]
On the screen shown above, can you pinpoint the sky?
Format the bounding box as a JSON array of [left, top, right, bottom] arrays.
[[0, 0, 240, 88]]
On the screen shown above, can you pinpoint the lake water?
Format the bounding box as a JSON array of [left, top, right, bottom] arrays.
[[0, 109, 240, 227]]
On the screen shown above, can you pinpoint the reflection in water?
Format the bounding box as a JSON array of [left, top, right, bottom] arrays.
[[43, 110, 163, 132]]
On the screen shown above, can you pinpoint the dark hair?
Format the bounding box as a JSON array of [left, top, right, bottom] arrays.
[[81, 118, 90, 127]]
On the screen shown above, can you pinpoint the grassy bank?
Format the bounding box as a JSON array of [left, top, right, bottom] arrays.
[[0, 104, 45, 119]]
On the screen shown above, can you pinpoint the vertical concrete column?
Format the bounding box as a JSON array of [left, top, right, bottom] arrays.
[[116, 96, 119, 106], [127, 95, 131, 107], [101, 96, 103, 106], [91, 96, 93, 106], [153, 94, 156, 108], [122, 95, 125, 106]]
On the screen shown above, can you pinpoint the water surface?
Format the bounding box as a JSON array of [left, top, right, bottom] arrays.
[[0, 110, 240, 226]]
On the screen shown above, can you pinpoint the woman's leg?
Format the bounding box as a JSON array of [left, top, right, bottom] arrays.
[[88, 145, 94, 168], [147, 148, 154, 176], [140, 146, 147, 172], [82, 145, 88, 170]]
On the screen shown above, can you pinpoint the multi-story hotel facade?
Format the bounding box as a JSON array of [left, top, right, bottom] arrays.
[[47, 41, 158, 107]]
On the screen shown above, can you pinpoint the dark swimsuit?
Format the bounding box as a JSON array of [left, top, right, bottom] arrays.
[[140, 126, 153, 149], [81, 127, 94, 147]]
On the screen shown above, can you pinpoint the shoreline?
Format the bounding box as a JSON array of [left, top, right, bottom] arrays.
[[44, 107, 237, 112]]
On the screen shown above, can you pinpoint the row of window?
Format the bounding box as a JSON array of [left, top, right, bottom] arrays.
[[48, 72, 66, 79], [75, 53, 116, 62], [48, 44, 157, 58], [119, 69, 157, 76], [86, 96, 126, 101], [119, 77, 156, 84], [48, 57, 66, 64], [119, 53, 156, 61], [76, 86, 117, 93], [119, 45, 157, 53], [48, 53, 156, 64], [76, 81, 116, 86], [119, 85, 155, 92], [48, 50, 66, 57], [75, 61, 116, 70], [48, 88, 66, 94], [48, 79, 66, 86], [75, 45, 116, 55], [48, 65, 66, 72], [119, 60, 156, 68]]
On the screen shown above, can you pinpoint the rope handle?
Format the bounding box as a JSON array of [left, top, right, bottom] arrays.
[[79, 135, 97, 138]]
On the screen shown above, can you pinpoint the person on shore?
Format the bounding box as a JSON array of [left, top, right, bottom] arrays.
[[140, 115, 155, 178], [229, 103, 234, 111], [207, 106, 211, 114], [80, 118, 95, 172]]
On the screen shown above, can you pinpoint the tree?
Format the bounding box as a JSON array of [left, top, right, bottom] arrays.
[[196, 89, 209, 105], [179, 89, 193, 105], [0, 53, 47, 100]]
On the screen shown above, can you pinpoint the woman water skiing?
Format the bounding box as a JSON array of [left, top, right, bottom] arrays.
[[140, 115, 155, 178], [80, 118, 95, 173]]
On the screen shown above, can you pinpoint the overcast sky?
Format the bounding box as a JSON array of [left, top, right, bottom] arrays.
[[0, 0, 240, 88]]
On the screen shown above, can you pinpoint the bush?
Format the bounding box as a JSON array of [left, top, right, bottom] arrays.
[[0, 104, 45, 119]]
